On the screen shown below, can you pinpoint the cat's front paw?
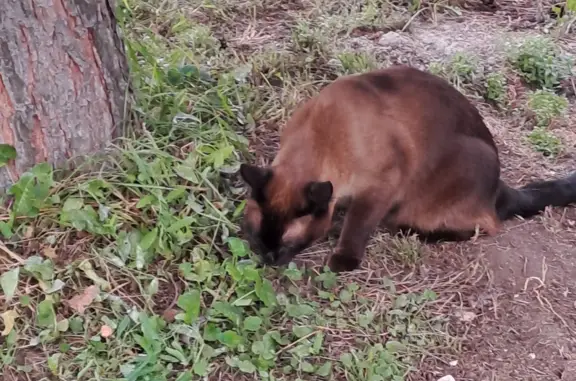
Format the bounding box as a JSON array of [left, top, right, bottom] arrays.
[[327, 251, 361, 273]]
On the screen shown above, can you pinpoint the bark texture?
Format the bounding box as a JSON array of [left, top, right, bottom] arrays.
[[0, 0, 130, 188]]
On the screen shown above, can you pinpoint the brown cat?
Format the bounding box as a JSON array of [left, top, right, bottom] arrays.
[[238, 65, 576, 272]]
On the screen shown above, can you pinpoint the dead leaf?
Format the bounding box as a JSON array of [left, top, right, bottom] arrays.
[[67, 285, 99, 314], [100, 325, 113, 338], [454, 310, 476, 322], [42, 247, 57, 259], [24, 226, 35, 239], [162, 309, 178, 323], [76, 231, 90, 239], [78, 261, 111, 291], [1, 310, 19, 336]]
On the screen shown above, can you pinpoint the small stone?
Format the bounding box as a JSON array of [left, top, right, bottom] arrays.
[[455, 310, 476, 322], [528, 353, 536, 359], [438, 376, 455, 381], [378, 32, 408, 47], [100, 325, 113, 338], [449, 360, 458, 367], [327, 58, 344, 71]]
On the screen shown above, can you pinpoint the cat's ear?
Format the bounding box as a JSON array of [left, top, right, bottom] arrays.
[[239, 164, 273, 190]]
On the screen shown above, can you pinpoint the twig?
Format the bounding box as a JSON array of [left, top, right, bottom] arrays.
[[523, 276, 545, 292], [275, 330, 319, 356], [536, 291, 573, 334], [402, 8, 427, 32], [0, 240, 25, 265], [523, 257, 548, 291]]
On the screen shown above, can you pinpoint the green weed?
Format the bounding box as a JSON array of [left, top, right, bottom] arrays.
[[339, 343, 409, 380], [429, 52, 479, 90], [484, 72, 508, 107], [507, 36, 574, 89], [525, 89, 567, 157], [527, 127, 563, 157], [292, 21, 330, 56], [337, 51, 379, 75], [527, 89, 569, 128], [308, 0, 407, 37], [389, 233, 423, 266]]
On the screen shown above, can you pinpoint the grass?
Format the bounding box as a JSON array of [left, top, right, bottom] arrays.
[[0, 1, 454, 380], [336, 51, 379, 75], [2, 0, 575, 380], [429, 52, 480, 91]]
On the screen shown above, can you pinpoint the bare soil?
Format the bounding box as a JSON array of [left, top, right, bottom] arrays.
[[415, 216, 576, 381]]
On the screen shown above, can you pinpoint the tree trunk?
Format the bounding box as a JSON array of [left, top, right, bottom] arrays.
[[0, 0, 130, 189]]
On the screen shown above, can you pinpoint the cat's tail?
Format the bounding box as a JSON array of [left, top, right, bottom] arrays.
[[496, 171, 576, 221]]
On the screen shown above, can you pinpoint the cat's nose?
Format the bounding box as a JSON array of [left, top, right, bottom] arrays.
[[263, 251, 277, 264]]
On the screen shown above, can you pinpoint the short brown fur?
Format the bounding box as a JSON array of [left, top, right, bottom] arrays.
[[239, 65, 576, 272]]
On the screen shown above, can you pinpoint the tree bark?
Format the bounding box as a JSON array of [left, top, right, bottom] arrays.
[[0, 0, 130, 189]]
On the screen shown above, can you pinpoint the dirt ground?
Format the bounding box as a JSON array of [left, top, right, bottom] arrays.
[[239, 1, 576, 380], [394, 8, 576, 381], [406, 8, 576, 381]]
